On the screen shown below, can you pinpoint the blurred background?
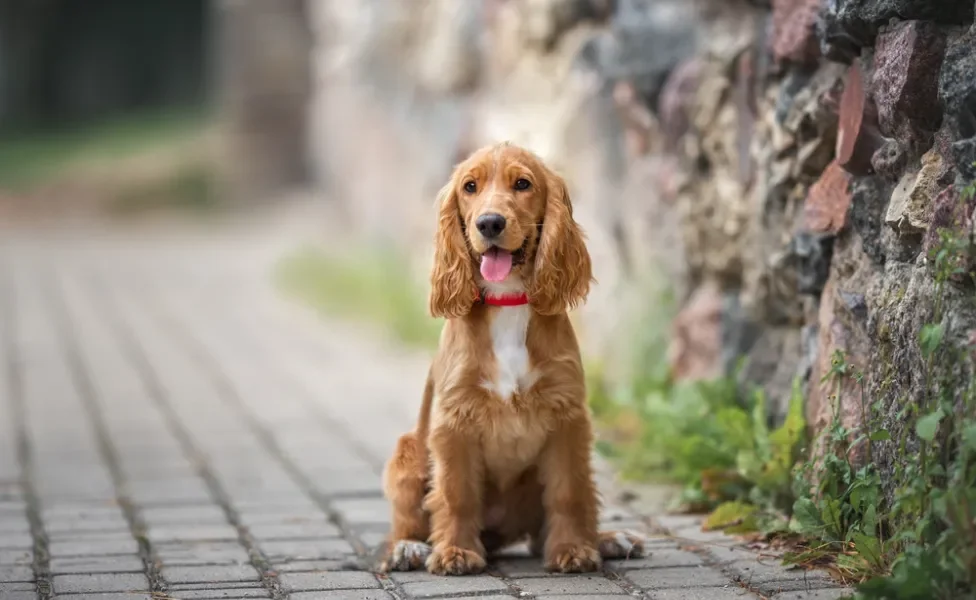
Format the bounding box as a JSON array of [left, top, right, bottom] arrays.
[[3, 1, 976, 590]]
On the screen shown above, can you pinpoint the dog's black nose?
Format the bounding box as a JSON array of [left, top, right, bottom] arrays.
[[476, 213, 507, 238]]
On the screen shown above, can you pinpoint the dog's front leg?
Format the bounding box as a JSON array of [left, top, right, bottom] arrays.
[[424, 424, 487, 575], [538, 416, 601, 573]]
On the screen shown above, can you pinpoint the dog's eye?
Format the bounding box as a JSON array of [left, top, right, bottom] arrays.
[[514, 178, 531, 191], [463, 181, 477, 193]]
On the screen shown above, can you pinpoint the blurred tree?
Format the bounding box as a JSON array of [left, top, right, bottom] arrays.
[[0, 0, 209, 130], [215, 0, 313, 202]]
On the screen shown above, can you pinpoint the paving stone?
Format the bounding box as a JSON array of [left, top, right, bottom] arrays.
[[272, 560, 352, 573], [155, 542, 251, 565], [140, 504, 228, 524], [655, 515, 703, 531], [0, 533, 32, 549], [0, 565, 34, 582], [279, 571, 380, 591], [754, 577, 842, 596], [50, 556, 145, 574], [399, 575, 509, 598], [290, 592, 396, 600], [329, 499, 390, 525], [0, 549, 32, 565], [725, 559, 833, 586], [260, 539, 355, 561], [52, 573, 150, 594], [494, 558, 549, 577], [771, 589, 856, 599], [48, 536, 139, 557], [148, 524, 240, 543], [162, 564, 261, 584], [647, 587, 759, 599], [244, 522, 341, 540], [0, 592, 36, 600], [50, 595, 152, 600], [627, 566, 731, 589], [538, 596, 643, 600], [0, 520, 30, 534], [515, 576, 627, 595], [161, 589, 271, 599], [606, 547, 703, 570]]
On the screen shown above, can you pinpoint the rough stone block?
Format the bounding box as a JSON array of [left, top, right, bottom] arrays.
[[804, 160, 852, 234], [772, 0, 822, 66], [872, 21, 946, 149], [279, 571, 380, 592], [884, 150, 943, 234], [939, 25, 976, 178], [837, 63, 885, 176]]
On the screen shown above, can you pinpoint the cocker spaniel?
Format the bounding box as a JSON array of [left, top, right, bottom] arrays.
[[380, 142, 644, 575]]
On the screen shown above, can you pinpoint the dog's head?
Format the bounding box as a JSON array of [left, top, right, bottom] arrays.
[[429, 142, 592, 318]]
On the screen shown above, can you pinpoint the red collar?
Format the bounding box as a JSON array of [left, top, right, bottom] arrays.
[[482, 292, 530, 307]]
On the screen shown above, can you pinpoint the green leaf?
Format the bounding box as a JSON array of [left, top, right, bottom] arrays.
[[961, 422, 976, 453], [869, 429, 891, 441], [915, 410, 943, 442], [918, 324, 945, 359], [704, 501, 759, 534], [852, 532, 883, 569], [790, 497, 823, 536]]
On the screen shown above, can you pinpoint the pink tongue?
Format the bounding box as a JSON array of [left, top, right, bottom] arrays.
[[480, 247, 513, 282]]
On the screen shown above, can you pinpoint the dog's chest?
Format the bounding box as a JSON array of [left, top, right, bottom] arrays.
[[481, 406, 548, 489], [482, 306, 538, 402]]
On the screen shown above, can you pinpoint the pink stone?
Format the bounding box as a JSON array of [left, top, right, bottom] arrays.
[[771, 0, 822, 66], [872, 20, 947, 149], [805, 160, 853, 234]]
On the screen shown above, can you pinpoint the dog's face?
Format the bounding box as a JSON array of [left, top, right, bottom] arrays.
[[429, 143, 593, 318], [455, 144, 549, 288]]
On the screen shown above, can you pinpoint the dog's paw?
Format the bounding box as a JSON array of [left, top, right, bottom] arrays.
[[598, 530, 645, 560], [544, 542, 601, 573], [426, 545, 486, 576], [382, 540, 433, 572]]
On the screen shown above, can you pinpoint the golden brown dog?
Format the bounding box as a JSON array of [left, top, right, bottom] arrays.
[[380, 142, 643, 575]]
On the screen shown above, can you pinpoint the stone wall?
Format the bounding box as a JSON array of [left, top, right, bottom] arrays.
[[304, 0, 976, 474]]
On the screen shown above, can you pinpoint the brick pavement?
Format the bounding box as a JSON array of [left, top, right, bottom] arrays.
[[0, 222, 854, 600]]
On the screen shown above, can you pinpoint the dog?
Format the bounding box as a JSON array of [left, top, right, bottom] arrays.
[[379, 142, 643, 576]]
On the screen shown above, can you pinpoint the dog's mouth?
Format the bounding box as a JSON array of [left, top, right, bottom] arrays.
[[479, 240, 528, 283]]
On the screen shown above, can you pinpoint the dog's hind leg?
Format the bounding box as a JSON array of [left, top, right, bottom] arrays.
[[380, 431, 432, 572]]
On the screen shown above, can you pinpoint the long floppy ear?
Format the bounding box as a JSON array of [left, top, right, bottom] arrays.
[[429, 180, 477, 318], [530, 170, 593, 315]]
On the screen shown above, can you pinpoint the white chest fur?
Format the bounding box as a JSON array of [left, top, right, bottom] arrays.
[[483, 305, 538, 401]]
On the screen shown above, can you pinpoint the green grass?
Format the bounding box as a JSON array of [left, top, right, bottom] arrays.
[[275, 245, 443, 350], [0, 106, 211, 190]]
